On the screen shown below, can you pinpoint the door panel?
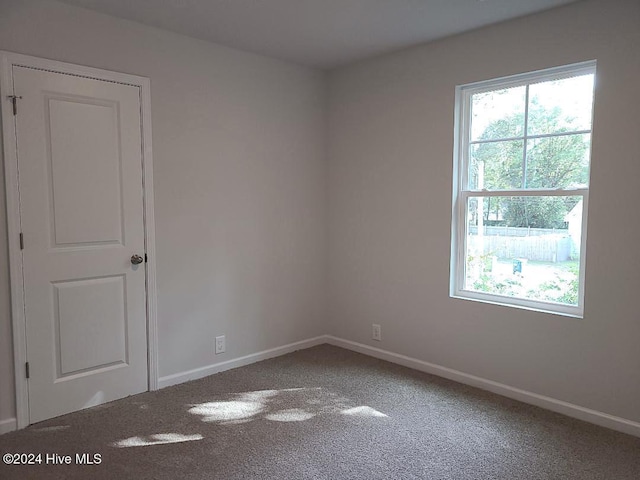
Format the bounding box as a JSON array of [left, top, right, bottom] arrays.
[[54, 275, 127, 376], [13, 66, 148, 423], [47, 96, 124, 247]]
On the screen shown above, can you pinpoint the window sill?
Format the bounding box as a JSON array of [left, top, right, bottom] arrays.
[[451, 290, 583, 319]]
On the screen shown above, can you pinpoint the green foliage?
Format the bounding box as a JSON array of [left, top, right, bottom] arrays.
[[471, 99, 589, 229], [502, 197, 579, 229], [546, 263, 580, 305], [467, 257, 580, 306], [473, 274, 521, 297]]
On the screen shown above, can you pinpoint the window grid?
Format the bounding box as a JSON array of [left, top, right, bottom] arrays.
[[451, 61, 596, 317]]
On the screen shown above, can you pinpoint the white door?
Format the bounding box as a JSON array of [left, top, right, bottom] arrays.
[[12, 66, 148, 423]]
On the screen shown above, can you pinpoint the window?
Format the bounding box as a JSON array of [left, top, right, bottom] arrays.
[[451, 62, 596, 317]]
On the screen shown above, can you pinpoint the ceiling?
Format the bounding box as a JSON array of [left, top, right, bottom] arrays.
[[58, 0, 581, 69]]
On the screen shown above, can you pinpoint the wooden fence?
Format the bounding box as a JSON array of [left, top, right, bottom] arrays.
[[467, 231, 572, 262]]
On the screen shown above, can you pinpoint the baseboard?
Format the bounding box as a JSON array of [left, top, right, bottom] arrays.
[[0, 417, 17, 435], [325, 335, 640, 438], [158, 335, 329, 389], [108, 331, 640, 437], [5, 335, 639, 437]]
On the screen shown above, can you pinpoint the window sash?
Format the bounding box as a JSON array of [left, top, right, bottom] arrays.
[[460, 188, 588, 197], [453, 190, 588, 315], [469, 129, 592, 147]]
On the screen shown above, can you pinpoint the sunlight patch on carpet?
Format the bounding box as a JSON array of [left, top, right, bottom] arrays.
[[188, 401, 264, 422], [188, 387, 388, 425], [264, 408, 316, 422], [112, 433, 204, 448], [341, 406, 388, 417]]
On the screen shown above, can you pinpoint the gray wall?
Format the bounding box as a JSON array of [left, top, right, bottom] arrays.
[[327, 0, 640, 422], [0, 0, 327, 424], [2, 0, 640, 430]]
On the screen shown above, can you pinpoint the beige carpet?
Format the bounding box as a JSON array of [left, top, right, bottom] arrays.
[[1, 344, 639, 479]]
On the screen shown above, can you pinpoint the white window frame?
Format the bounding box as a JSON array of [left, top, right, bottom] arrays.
[[450, 61, 596, 318]]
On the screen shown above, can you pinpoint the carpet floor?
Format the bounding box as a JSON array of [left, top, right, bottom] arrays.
[[1, 344, 639, 479]]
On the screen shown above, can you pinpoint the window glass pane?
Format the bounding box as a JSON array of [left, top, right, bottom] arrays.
[[470, 141, 524, 190], [527, 74, 594, 136], [471, 86, 526, 141], [525, 134, 590, 189], [464, 196, 582, 306]]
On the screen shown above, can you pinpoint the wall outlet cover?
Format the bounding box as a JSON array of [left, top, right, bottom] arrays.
[[215, 335, 226, 354], [372, 324, 382, 341]]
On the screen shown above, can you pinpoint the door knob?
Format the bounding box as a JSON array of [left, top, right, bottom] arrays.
[[131, 254, 144, 265]]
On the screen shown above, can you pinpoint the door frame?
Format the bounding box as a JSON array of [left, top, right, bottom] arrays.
[[0, 51, 159, 429]]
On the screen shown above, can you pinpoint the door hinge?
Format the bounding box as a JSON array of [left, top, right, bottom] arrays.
[[25, 362, 30, 379], [7, 95, 22, 115], [19, 232, 24, 250]]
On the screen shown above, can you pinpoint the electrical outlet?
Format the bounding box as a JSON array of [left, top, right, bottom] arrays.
[[215, 335, 226, 354], [372, 324, 381, 341]]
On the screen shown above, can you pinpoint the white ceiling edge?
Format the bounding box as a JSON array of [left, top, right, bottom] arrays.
[[56, 0, 582, 69]]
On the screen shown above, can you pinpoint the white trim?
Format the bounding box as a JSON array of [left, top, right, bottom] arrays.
[[469, 129, 592, 146], [460, 188, 588, 198], [0, 418, 17, 435], [0, 51, 29, 430], [451, 290, 583, 318], [0, 52, 151, 87], [459, 60, 597, 96], [0, 51, 158, 428], [4, 334, 639, 438], [138, 70, 159, 392], [326, 336, 640, 438], [450, 60, 597, 318], [158, 336, 328, 389]]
